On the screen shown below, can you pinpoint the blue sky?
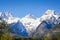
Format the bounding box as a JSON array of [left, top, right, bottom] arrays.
[[0, 0, 60, 18]]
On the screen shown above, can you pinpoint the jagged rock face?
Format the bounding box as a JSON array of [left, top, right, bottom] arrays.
[[45, 24, 60, 37], [0, 12, 20, 24], [32, 21, 53, 37], [51, 24, 60, 33]]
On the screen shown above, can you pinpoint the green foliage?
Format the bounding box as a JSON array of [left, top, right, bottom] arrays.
[[1, 33, 14, 40], [0, 21, 14, 40]]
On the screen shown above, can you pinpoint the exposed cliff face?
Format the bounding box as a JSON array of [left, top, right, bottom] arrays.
[[45, 24, 60, 37]]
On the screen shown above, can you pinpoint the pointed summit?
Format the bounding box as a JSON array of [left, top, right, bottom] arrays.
[[25, 14, 34, 18], [5, 12, 13, 18], [24, 14, 36, 19], [45, 9, 56, 15]]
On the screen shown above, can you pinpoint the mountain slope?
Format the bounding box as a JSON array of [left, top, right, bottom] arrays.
[[44, 24, 60, 39], [31, 10, 60, 37], [8, 20, 28, 37]]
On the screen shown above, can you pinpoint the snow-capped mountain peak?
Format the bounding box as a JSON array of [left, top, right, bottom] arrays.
[[45, 9, 56, 15], [39, 9, 59, 21], [0, 12, 13, 20], [5, 12, 13, 19], [0, 12, 20, 24], [20, 13, 37, 27]]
